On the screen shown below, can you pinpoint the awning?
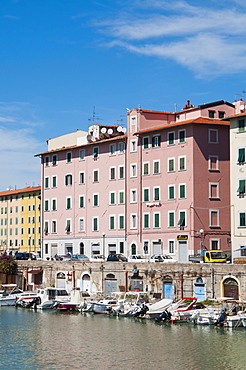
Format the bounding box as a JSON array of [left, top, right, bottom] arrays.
[[28, 270, 43, 274], [235, 246, 246, 251]]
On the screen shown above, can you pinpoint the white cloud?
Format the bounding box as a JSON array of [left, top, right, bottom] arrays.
[[95, 0, 246, 76]]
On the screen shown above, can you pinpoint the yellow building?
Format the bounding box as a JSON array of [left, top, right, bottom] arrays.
[[0, 186, 41, 255]]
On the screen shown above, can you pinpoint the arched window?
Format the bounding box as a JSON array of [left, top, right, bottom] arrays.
[[65, 174, 72, 186], [131, 244, 136, 255], [80, 242, 84, 255], [106, 273, 115, 279]]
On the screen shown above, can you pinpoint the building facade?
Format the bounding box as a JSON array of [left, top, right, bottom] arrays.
[[0, 186, 41, 255], [37, 100, 237, 262]]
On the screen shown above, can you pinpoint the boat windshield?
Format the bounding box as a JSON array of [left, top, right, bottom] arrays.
[[210, 252, 226, 259]]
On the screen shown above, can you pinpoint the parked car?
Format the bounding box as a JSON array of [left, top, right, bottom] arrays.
[[107, 254, 128, 262], [15, 252, 37, 260], [90, 255, 105, 261], [128, 255, 148, 262], [162, 254, 177, 263], [72, 254, 89, 261], [150, 254, 177, 263]]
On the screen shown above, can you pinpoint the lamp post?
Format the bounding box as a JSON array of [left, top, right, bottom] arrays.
[[102, 232, 106, 260], [28, 235, 31, 256]]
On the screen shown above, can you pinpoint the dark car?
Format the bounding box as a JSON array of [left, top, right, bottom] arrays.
[[15, 252, 36, 260], [107, 254, 128, 262]]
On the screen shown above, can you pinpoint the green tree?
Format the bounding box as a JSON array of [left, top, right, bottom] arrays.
[[0, 253, 17, 275]]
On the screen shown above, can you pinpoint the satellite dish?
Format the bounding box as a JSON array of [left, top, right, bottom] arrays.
[[108, 128, 113, 134], [101, 127, 107, 133], [122, 127, 127, 133], [117, 126, 122, 132], [240, 105, 245, 111]]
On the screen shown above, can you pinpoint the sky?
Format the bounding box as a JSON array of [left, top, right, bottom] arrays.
[[1, 0, 246, 190]]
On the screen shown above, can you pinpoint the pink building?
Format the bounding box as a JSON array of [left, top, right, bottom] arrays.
[[37, 100, 235, 262]]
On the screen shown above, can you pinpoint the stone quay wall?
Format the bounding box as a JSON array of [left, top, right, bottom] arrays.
[[16, 261, 246, 301]]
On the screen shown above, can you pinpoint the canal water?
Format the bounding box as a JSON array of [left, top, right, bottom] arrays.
[[0, 307, 246, 370]]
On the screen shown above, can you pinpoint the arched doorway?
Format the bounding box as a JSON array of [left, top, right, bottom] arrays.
[[223, 277, 239, 300], [162, 276, 173, 299], [56, 272, 66, 289], [105, 273, 117, 296], [194, 277, 206, 302], [131, 243, 137, 255], [80, 242, 84, 255], [81, 273, 91, 295]]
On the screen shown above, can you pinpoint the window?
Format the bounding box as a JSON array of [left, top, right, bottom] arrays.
[[153, 160, 160, 174], [178, 211, 186, 227], [152, 135, 161, 148], [119, 166, 125, 179], [65, 174, 72, 186], [93, 170, 99, 183], [178, 129, 186, 143], [44, 221, 49, 234], [110, 167, 116, 180], [168, 158, 175, 172], [210, 210, 219, 227], [79, 172, 85, 184], [208, 110, 215, 118], [143, 213, 150, 229], [168, 240, 175, 254], [238, 148, 245, 164], [130, 140, 137, 152], [10, 218, 12, 225], [209, 155, 219, 171], [93, 147, 99, 159], [109, 215, 115, 230], [109, 143, 116, 156], [52, 176, 57, 188], [109, 192, 115, 205], [93, 194, 99, 207], [44, 200, 49, 211], [168, 185, 175, 200], [143, 162, 149, 176], [143, 188, 149, 202], [44, 177, 49, 189], [93, 217, 98, 231], [239, 212, 246, 227], [79, 195, 85, 208], [131, 164, 137, 177], [28, 205, 31, 211], [45, 156, 50, 167], [52, 154, 57, 166], [79, 149, 85, 160], [179, 156, 186, 171], [219, 111, 225, 119], [238, 119, 245, 132], [179, 184, 186, 199], [65, 219, 71, 233], [52, 199, 57, 211], [168, 132, 175, 145], [131, 214, 137, 229], [52, 220, 57, 233], [66, 197, 72, 209], [143, 137, 149, 149], [153, 213, 160, 228], [209, 129, 218, 143], [118, 142, 125, 154], [130, 115, 137, 125], [209, 183, 219, 199], [66, 152, 72, 163], [119, 191, 124, 204], [131, 189, 137, 203], [210, 239, 219, 250], [238, 179, 245, 196], [143, 241, 149, 255], [153, 187, 160, 201], [119, 215, 125, 230], [79, 218, 85, 232], [45, 243, 48, 254]]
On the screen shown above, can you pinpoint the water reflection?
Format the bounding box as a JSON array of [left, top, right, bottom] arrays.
[[0, 307, 246, 370]]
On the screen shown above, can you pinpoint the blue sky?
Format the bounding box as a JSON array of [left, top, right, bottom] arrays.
[[1, 0, 246, 190]]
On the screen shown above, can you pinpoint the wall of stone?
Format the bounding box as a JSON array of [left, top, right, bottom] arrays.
[[16, 261, 246, 301]]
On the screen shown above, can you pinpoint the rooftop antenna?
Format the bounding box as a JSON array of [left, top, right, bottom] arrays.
[[88, 106, 103, 125], [235, 91, 246, 101], [174, 103, 177, 112]]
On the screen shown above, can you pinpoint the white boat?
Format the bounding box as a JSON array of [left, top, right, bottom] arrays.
[[15, 292, 40, 307], [35, 287, 70, 309], [91, 298, 122, 314], [0, 284, 23, 306]]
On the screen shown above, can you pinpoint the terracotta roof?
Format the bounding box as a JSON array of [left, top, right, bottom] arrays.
[[35, 134, 128, 156], [0, 186, 41, 197], [134, 117, 230, 135], [135, 109, 175, 115], [222, 112, 246, 120]]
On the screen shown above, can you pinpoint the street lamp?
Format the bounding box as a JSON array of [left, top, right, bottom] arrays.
[[102, 232, 106, 260]]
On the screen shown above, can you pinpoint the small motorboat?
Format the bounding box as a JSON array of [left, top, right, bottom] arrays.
[[31, 287, 70, 309], [0, 284, 23, 306]]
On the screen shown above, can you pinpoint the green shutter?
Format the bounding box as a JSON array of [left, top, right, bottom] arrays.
[[154, 213, 160, 227], [144, 189, 149, 202], [238, 148, 245, 164], [144, 214, 149, 228], [238, 119, 245, 132], [119, 192, 124, 204], [143, 137, 149, 149], [169, 213, 174, 227], [169, 186, 174, 199], [80, 196, 84, 208], [238, 180, 245, 194], [180, 185, 185, 198], [240, 213, 246, 227], [110, 193, 115, 204], [178, 212, 185, 226], [119, 216, 124, 229], [110, 216, 114, 230], [154, 188, 160, 201]]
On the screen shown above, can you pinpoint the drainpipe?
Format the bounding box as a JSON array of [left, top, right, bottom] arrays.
[[125, 271, 128, 292]]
